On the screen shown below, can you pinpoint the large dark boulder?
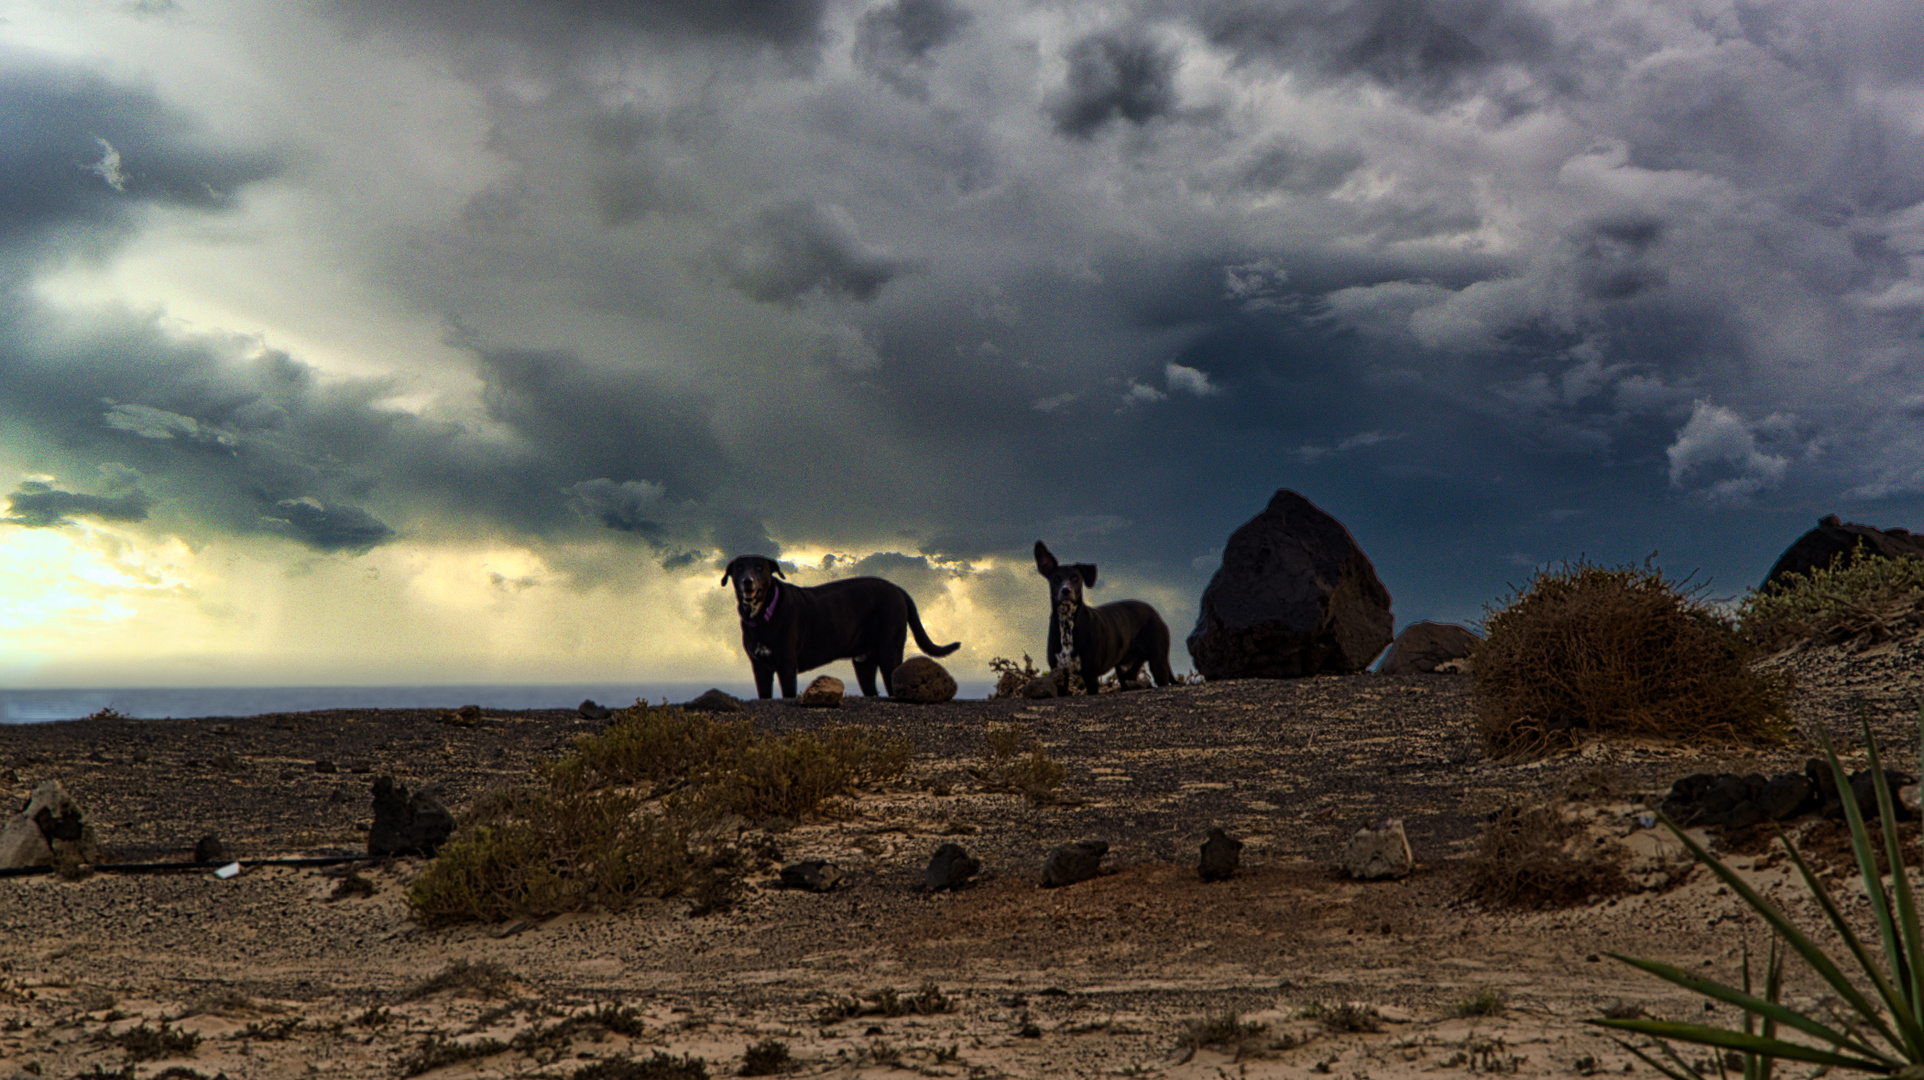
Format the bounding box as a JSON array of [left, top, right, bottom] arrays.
[[1187, 490, 1394, 679], [1378, 621, 1482, 675], [1762, 514, 1924, 590]]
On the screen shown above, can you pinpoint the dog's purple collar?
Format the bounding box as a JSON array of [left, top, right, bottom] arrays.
[[760, 582, 780, 623]]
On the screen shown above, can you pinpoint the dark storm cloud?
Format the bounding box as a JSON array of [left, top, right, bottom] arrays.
[[1046, 29, 1181, 139], [704, 202, 918, 305], [0, 53, 280, 256], [564, 477, 667, 538], [260, 496, 395, 554], [1237, 140, 1365, 196], [327, 0, 830, 55], [3, 481, 152, 528], [853, 0, 973, 100], [1187, 0, 1555, 106]]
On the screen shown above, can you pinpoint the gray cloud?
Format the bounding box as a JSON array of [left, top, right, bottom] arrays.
[[261, 496, 396, 553], [705, 202, 917, 304], [1046, 29, 1181, 139], [565, 477, 668, 538], [853, 0, 973, 100], [326, 0, 830, 57], [3, 481, 152, 528]]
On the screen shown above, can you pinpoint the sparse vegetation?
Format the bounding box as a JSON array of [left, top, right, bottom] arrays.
[[988, 654, 1044, 698], [399, 959, 519, 1001], [972, 723, 1065, 803], [1472, 558, 1793, 757], [739, 1038, 792, 1076], [575, 1051, 710, 1080], [108, 1022, 201, 1061], [817, 981, 956, 1023], [1464, 800, 1633, 909], [1178, 1009, 1269, 1049], [408, 705, 911, 925], [1304, 1000, 1383, 1033], [1455, 988, 1506, 1017], [1738, 543, 1924, 652]]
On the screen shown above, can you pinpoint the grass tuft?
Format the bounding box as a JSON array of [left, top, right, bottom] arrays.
[[739, 1038, 792, 1076], [1738, 543, 1924, 652], [1464, 801, 1633, 909], [1178, 1009, 1269, 1049], [974, 723, 1065, 803]]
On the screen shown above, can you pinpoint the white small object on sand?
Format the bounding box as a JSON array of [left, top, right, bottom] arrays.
[[214, 862, 241, 879]]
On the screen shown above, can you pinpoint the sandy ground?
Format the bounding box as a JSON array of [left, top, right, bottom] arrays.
[[2, 656, 1921, 1080]]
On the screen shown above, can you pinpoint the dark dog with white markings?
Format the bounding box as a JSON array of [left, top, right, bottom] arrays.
[[722, 555, 961, 699], [1035, 541, 1175, 693]]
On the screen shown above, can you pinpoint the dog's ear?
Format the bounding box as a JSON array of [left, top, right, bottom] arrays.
[[720, 559, 738, 586], [1077, 563, 1098, 587], [770, 561, 787, 579], [1034, 541, 1057, 575]]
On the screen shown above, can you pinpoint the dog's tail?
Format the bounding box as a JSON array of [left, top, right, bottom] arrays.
[[905, 596, 961, 657]]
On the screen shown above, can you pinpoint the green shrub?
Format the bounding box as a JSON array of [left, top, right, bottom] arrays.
[[1738, 543, 1924, 652], [740, 1038, 792, 1076], [409, 706, 911, 925], [1178, 1009, 1269, 1049], [1472, 558, 1793, 757]]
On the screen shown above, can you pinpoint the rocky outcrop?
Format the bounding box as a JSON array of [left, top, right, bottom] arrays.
[[799, 676, 844, 708], [779, 860, 847, 892], [0, 780, 97, 870], [1187, 490, 1394, 679], [891, 657, 957, 703], [1378, 622, 1481, 675], [1658, 762, 1911, 828], [1342, 819, 1413, 880], [367, 777, 455, 858], [1763, 514, 1924, 589]]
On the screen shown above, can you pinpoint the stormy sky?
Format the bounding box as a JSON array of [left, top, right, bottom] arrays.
[[4, 0, 1924, 689]]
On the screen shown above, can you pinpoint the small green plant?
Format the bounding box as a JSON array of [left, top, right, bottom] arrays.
[[1473, 557, 1793, 756], [1178, 1009, 1269, 1049], [975, 723, 1065, 802], [1302, 1001, 1382, 1033], [1593, 710, 1924, 1078], [571, 1051, 709, 1080], [1454, 988, 1505, 1017], [398, 1033, 511, 1077], [1739, 543, 1924, 652], [739, 1038, 792, 1076]]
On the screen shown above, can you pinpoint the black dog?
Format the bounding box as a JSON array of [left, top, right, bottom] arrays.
[[722, 555, 961, 699], [1035, 541, 1175, 692]]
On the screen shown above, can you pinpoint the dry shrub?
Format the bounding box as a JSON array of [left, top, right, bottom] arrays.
[[409, 705, 910, 925], [1738, 543, 1924, 652], [399, 959, 520, 1001], [1464, 801, 1632, 909], [988, 655, 1044, 698], [1178, 1009, 1269, 1049], [1473, 558, 1793, 757], [974, 723, 1065, 801]]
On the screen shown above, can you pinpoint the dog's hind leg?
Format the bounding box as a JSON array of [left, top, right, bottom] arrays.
[[852, 656, 882, 697], [1142, 618, 1176, 686]]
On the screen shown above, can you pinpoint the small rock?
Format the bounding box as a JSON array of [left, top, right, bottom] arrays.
[[456, 704, 481, 721], [367, 776, 456, 858], [926, 843, 980, 891], [799, 675, 844, 708], [1199, 827, 1242, 882], [0, 780, 96, 870], [1021, 673, 1059, 699], [578, 699, 612, 721], [313, 759, 338, 773], [779, 859, 847, 892], [1757, 774, 1814, 821], [892, 657, 957, 703], [194, 834, 226, 865], [1041, 839, 1108, 888], [1342, 819, 1413, 880], [684, 689, 743, 712]]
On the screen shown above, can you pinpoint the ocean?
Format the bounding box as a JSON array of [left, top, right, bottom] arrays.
[[0, 680, 998, 723]]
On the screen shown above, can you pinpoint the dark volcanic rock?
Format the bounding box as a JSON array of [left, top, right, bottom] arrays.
[[779, 859, 847, 892], [367, 776, 455, 858], [1198, 827, 1242, 882], [1187, 490, 1394, 679], [578, 699, 612, 721], [1041, 839, 1108, 888], [1763, 514, 1924, 589], [1378, 622, 1482, 675], [684, 688, 743, 712], [892, 657, 958, 703], [925, 842, 980, 891], [1757, 774, 1814, 820], [193, 834, 226, 864]]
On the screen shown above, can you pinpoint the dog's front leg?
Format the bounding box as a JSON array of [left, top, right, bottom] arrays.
[[777, 662, 800, 699], [753, 662, 776, 700]]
